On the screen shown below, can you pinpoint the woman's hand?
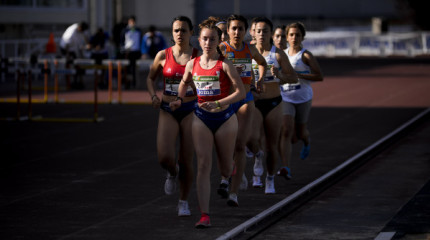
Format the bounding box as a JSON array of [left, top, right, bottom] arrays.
[[151, 95, 161, 109], [169, 99, 182, 111], [200, 101, 220, 111]]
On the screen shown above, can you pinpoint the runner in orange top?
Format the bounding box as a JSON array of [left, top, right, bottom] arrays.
[[218, 14, 267, 207]]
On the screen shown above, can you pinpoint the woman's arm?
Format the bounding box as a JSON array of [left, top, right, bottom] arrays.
[[169, 59, 195, 111], [300, 50, 324, 82], [146, 50, 165, 108], [274, 49, 298, 84], [221, 59, 246, 105], [249, 44, 267, 92]]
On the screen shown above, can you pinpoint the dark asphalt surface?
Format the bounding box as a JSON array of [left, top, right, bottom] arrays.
[[1, 57, 429, 240]]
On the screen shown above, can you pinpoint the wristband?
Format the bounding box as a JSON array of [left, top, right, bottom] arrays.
[[176, 96, 183, 103], [215, 100, 221, 108], [151, 95, 157, 100]]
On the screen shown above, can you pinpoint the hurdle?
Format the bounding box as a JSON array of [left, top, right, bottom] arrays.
[[0, 57, 104, 122], [103, 59, 129, 104]]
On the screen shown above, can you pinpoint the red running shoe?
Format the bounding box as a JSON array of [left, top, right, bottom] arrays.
[[195, 214, 211, 228]]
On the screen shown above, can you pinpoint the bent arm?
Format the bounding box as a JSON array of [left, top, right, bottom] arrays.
[[146, 50, 165, 98], [276, 49, 298, 84], [219, 59, 246, 107], [301, 51, 324, 82]]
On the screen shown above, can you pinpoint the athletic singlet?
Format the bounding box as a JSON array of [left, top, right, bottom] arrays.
[[280, 48, 312, 104], [192, 55, 231, 104], [221, 41, 253, 85], [163, 47, 198, 97], [252, 45, 280, 83]]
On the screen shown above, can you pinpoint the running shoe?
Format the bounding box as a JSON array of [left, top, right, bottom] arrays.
[[239, 173, 248, 190], [300, 142, 310, 160], [252, 176, 263, 188], [195, 214, 211, 228], [277, 166, 292, 180], [177, 200, 191, 217], [245, 146, 254, 158], [164, 169, 178, 195], [265, 176, 276, 194], [227, 193, 239, 207], [217, 180, 229, 199], [253, 150, 264, 176]]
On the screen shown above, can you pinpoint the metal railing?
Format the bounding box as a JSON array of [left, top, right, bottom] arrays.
[[1, 32, 430, 58]]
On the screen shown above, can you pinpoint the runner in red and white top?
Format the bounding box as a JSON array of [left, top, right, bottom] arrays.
[[146, 16, 200, 217], [170, 17, 245, 229]]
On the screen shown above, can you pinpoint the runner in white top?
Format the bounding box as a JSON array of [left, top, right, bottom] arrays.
[[279, 22, 323, 179], [250, 17, 297, 194], [273, 25, 287, 51]]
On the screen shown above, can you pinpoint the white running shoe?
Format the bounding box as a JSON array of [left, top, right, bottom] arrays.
[[252, 176, 263, 188], [245, 146, 254, 158], [164, 166, 178, 195], [227, 193, 239, 207], [239, 173, 248, 190], [253, 150, 264, 176], [265, 175, 276, 194], [177, 200, 191, 217]]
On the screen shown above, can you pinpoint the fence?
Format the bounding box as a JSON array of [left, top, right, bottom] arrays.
[[1, 32, 430, 59], [304, 31, 430, 57]]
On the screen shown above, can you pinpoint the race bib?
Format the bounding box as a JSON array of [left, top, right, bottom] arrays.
[[252, 63, 275, 82], [230, 58, 252, 78], [165, 77, 194, 96], [280, 83, 301, 92], [193, 75, 221, 96]]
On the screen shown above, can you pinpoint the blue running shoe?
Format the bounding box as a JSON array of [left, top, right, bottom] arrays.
[[300, 144, 310, 160]]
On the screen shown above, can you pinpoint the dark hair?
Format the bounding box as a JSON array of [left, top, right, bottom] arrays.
[[227, 14, 248, 31], [129, 15, 136, 22], [79, 21, 88, 31], [252, 17, 273, 32], [285, 22, 306, 38], [149, 25, 156, 32], [274, 25, 286, 32], [171, 15, 193, 31]]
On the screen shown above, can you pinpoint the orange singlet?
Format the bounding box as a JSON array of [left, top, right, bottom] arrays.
[[221, 41, 253, 85]]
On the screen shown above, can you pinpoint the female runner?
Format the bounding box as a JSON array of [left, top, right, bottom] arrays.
[[218, 14, 267, 207], [250, 17, 297, 193], [273, 25, 287, 51], [279, 22, 323, 178], [146, 16, 199, 217], [170, 17, 245, 228]]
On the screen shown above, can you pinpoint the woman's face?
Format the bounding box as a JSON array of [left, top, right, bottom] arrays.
[[255, 22, 271, 45], [199, 28, 220, 54], [217, 23, 229, 42], [172, 20, 192, 45], [228, 20, 246, 44], [250, 22, 256, 41], [273, 28, 286, 49], [287, 27, 303, 48]]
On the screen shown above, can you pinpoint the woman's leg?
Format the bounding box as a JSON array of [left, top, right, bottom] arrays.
[[230, 102, 254, 195], [157, 110, 179, 176], [279, 115, 295, 169], [191, 115, 214, 215], [263, 104, 283, 176], [178, 112, 195, 201]]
